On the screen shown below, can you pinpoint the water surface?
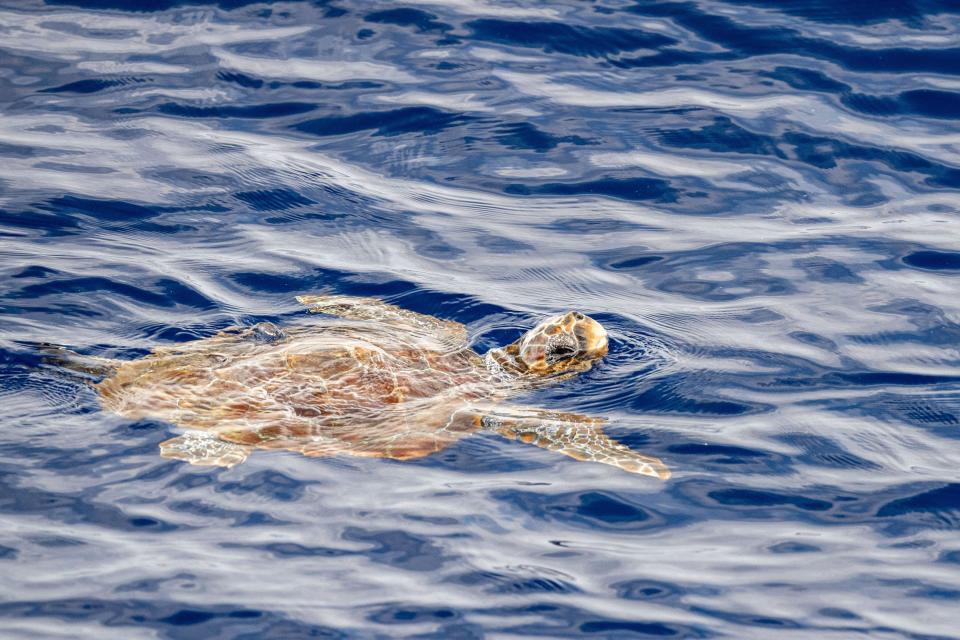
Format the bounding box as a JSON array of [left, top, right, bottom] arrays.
[[2, 0, 960, 637]]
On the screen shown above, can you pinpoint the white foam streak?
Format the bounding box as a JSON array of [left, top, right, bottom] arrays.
[[374, 91, 490, 111], [590, 150, 746, 177], [0, 8, 313, 58], [405, 0, 560, 19], [213, 49, 418, 84]]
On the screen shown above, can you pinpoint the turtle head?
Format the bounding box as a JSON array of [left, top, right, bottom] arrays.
[[491, 311, 608, 379]]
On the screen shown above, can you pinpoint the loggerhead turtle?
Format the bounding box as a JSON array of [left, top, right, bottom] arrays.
[[60, 296, 669, 478]]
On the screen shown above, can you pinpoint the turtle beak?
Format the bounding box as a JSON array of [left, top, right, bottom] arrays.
[[575, 315, 608, 359]]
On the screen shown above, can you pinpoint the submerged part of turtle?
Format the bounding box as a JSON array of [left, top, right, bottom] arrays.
[[61, 296, 669, 479]]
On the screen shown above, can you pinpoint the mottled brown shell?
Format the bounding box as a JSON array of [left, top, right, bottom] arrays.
[[97, 309, 495, 461]]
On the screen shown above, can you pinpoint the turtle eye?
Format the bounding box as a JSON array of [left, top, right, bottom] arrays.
[[548, 344, 576, 360]]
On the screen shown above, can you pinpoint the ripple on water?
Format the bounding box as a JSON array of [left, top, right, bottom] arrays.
[[2, 0, 960, 638]]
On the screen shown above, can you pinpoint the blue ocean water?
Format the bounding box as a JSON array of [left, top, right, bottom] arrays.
[[2, 0, 960, 637]]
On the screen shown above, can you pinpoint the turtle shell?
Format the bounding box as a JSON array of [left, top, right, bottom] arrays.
[[97, 321, 494, 460]]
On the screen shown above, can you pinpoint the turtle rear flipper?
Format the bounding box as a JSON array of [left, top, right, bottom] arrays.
[[39, 344, 120, 379], [159, 431, 251, 468], [484, 409, 671, 479]]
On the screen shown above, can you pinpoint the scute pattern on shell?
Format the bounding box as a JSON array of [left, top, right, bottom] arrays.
[[98, 321, 494, 460]]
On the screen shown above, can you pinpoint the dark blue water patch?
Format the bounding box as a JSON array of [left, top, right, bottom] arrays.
[[902, 250, 960, 271], [451, 569, 580, 594], [844, 320, 960, 351], [843, 89, 960, 120], [396, 223, 466, 260], [938, 549, 960, 564], [613, 580, 687, 601], [665, 442, 788, 474], [316, 2, 348, 19], [0, 141, 41, 158], [216, 70, 263, 89], [688, 606, 805, 632], [902, 581, 960, 601], [775, 433, 881, 471], [659, 117, 960, 190], [166, 499, 289, 526], [579, 619, 694, 636], [216, 470, 306, 502], [0, 544, 17, 560], [493, 122, 594, 153], [658, 117, 783, 157], [465, 19, 676, 57], [627, 378, 768, 416], [38, 195, 161, 223], [416, 433, 550, 474], [229, 266, 409, 298], [474, 232, 535, 253], [492, 489, 676, 532], [229, 267, 503, 330], [819, 607, 861, 620], [156, 101, 317, 119], [794, 257, 863, 284], [541, 216, 653, 234], [653, 273, 794, 301], [707, 488, 833, 512], [341, 527, 450, 571], [39, 77, 144, 94], [759, 367, 960, 393], [505, 177, 679, 203], [43, 0, 311, 9], [220, 541, 355, 558], [787, 130, 960, 189], [1, 206, 80, 237], [292, 106, 471, 138], [7, 275, 216, 311], [32, 161, 115, 175], [483, 603, 713, 638], [364, 8, 452, 33], [825, 371, 960, 387], [367, 605, 484, 639], [0, 471, 180, 533], [234, 188, 316, 211], [623, 2, 960, 75], [368, 604, 459, 626], [853, 393, 960, 439], [876, 483, 960, 519], [676, 478, 960, 534], [10, 265, 60, 279], [717, 0, 960, 26], [767, 541, 821, 553], [760, 66, 849, 94], [609, 256, 665, 270], [288, 80, 384, 91], [0, 597, 345, 639]]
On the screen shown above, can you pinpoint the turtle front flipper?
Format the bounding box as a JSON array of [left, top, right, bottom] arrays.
[[482, 409, 670, 479], [296, 295, 468, 348], [159, 431, 252, 468], [213, 322, 285, 344]]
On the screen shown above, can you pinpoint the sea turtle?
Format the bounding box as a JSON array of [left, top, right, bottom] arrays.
[[53, 295, 669, 478]]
